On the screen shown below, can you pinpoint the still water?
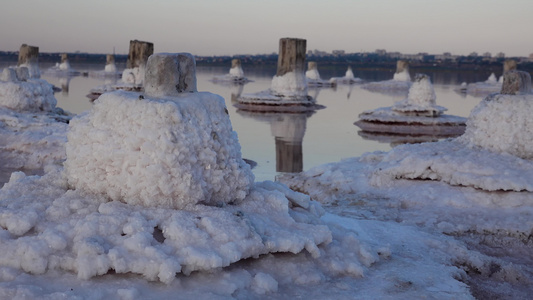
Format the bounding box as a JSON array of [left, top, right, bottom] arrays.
[[13, 62, 489, 181]]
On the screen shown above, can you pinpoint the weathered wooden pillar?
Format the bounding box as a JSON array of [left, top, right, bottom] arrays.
[[229, 59, 244, 77], [396, 60, 409, 74], [503, 60, 517, 73], [271, 38, 308, 98], [60, 53, 68, 64], [17, 44, 40, 78], [106, 54, 115, 65], [143, 53, 197, 98], [500, 70, 531, 95], [126, 40, 154, 69], [276, 38, 306, 76], [17, 44, 39, 66]]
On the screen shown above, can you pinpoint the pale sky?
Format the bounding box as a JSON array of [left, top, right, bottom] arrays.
[[1, 0, 532, 57]]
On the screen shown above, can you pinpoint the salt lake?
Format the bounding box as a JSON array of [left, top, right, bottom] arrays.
[[10, 61, 493, 181]]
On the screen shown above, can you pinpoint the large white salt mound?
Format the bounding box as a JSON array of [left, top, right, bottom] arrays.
[[457, 93, 533, 159], [0, 170, 331, 284], [0, 70, 57, 112], [392, 69, 411, 82], [65, 90, 254, 209], [391, 74, 446, 116]]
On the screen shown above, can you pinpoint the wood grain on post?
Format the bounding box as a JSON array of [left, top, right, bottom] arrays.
[[276, 38, 306, 76], [17, 44, 39, 66], [126, 40, 154, 69]]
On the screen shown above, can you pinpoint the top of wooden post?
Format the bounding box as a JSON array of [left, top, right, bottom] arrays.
[[17, 44, 39, 66], [126, 40, 154, 69], [276, 38, 307, 77]]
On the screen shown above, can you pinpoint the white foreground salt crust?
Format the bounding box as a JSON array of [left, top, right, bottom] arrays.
[[457, 93, 533, 159], [0, 169, 332, 284], [0, 70, 57, 112], [0, 69, 69, 170], [65, 90, 254, 209]]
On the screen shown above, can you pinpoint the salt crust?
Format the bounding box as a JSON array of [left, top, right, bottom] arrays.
[[271, 71, 308, 98], [0, 76, 57, 112], [361, 69, 412, 94], [65, 90, 254, 209], [0, 169, 332, 284], [0, 70, 68, 169]]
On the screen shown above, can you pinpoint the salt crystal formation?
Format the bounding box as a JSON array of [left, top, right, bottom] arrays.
[[66, 53, 253, 209], [355, 74, 466, 135], [458, 70, 533, 159], [0, 67, 57, 112], [370, 70, 533, 191], [211, 59, 250, 84], [0, 53, 332, 284], [361, 60, 412, 93]]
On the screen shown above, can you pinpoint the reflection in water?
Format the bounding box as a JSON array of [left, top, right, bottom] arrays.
[[236, 110, 313, 174], [357, 130, 460, 147], [59, 77, 71, 95]]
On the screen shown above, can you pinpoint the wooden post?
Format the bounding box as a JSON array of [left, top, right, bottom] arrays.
[[503, 60, 517, 73], [106, 54, 115, 65], [396, 60, 409, 74], [17, 44, 39, 66], [500, 70, 531, 95], [276, 38, 306, 77], [60, 53, 68, 64], [126, 40, 154, 69]]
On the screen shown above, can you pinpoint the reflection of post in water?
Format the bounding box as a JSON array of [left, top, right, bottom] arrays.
[[59, 77, 70, 95], [275, 138, 303, 173], [230, 84, 244, 103], [269, 112, 310, 173], [235, 110, 313, 174]]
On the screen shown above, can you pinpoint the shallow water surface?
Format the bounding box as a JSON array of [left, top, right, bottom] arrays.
[[1, 61, 486, 181]]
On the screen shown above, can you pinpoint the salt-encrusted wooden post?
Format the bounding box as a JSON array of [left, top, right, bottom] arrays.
[[270, 38, 308, 98], [61, 53, 68, 64], [231, 59, 241, 69], [17, 44, 40, 78], [396, 60, 409, 74], [126, 40, 154, 69], [503, 60, 517, 73], [276, 38, 306, 77], [500, 70, 531, 95], [106, 54, 115, 65], [144, 53, 197, 97], [17, 44, 39, 66]]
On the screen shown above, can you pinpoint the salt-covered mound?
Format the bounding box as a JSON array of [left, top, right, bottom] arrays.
[[66, 90, 255, 208], [465, 73, 501, 96], [330, 66, 363, 85], [212, 59, 251, 84], [0, 67, 70, 171], [305, 62, 336, 87], [0, 67, 57, 112], [361, 60, 412, 94], [237, 38, 324, 112], [44, 54, 81, 77], [465, 60, 520, 97], [0, 53, 334, 283], [0, 169, 332, 284], [88, 54, 121, 79], [360, 71, 532, 193], [355, 74, 466, 135]]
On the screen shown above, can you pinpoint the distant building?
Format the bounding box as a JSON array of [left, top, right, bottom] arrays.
[[483, 52, 491, 58], [375, 49, 387, 56], [332, 50, 345, 56], [496, 52, 505, 58], [468, 52, 478, 57]]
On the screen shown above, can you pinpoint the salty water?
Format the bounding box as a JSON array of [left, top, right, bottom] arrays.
[[4, 61, 491, 181]]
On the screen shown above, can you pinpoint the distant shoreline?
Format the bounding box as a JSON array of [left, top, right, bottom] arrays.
[[1, 51, 532, 73]]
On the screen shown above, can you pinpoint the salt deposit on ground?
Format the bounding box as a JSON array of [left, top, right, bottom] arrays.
[[0, 66, 71, 171], [330, 66, 363, 85], [1, 57, 532, 299], [361, 60, 412, 94], [211, 59, 251, 84], [356, 74, 466, 135]]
